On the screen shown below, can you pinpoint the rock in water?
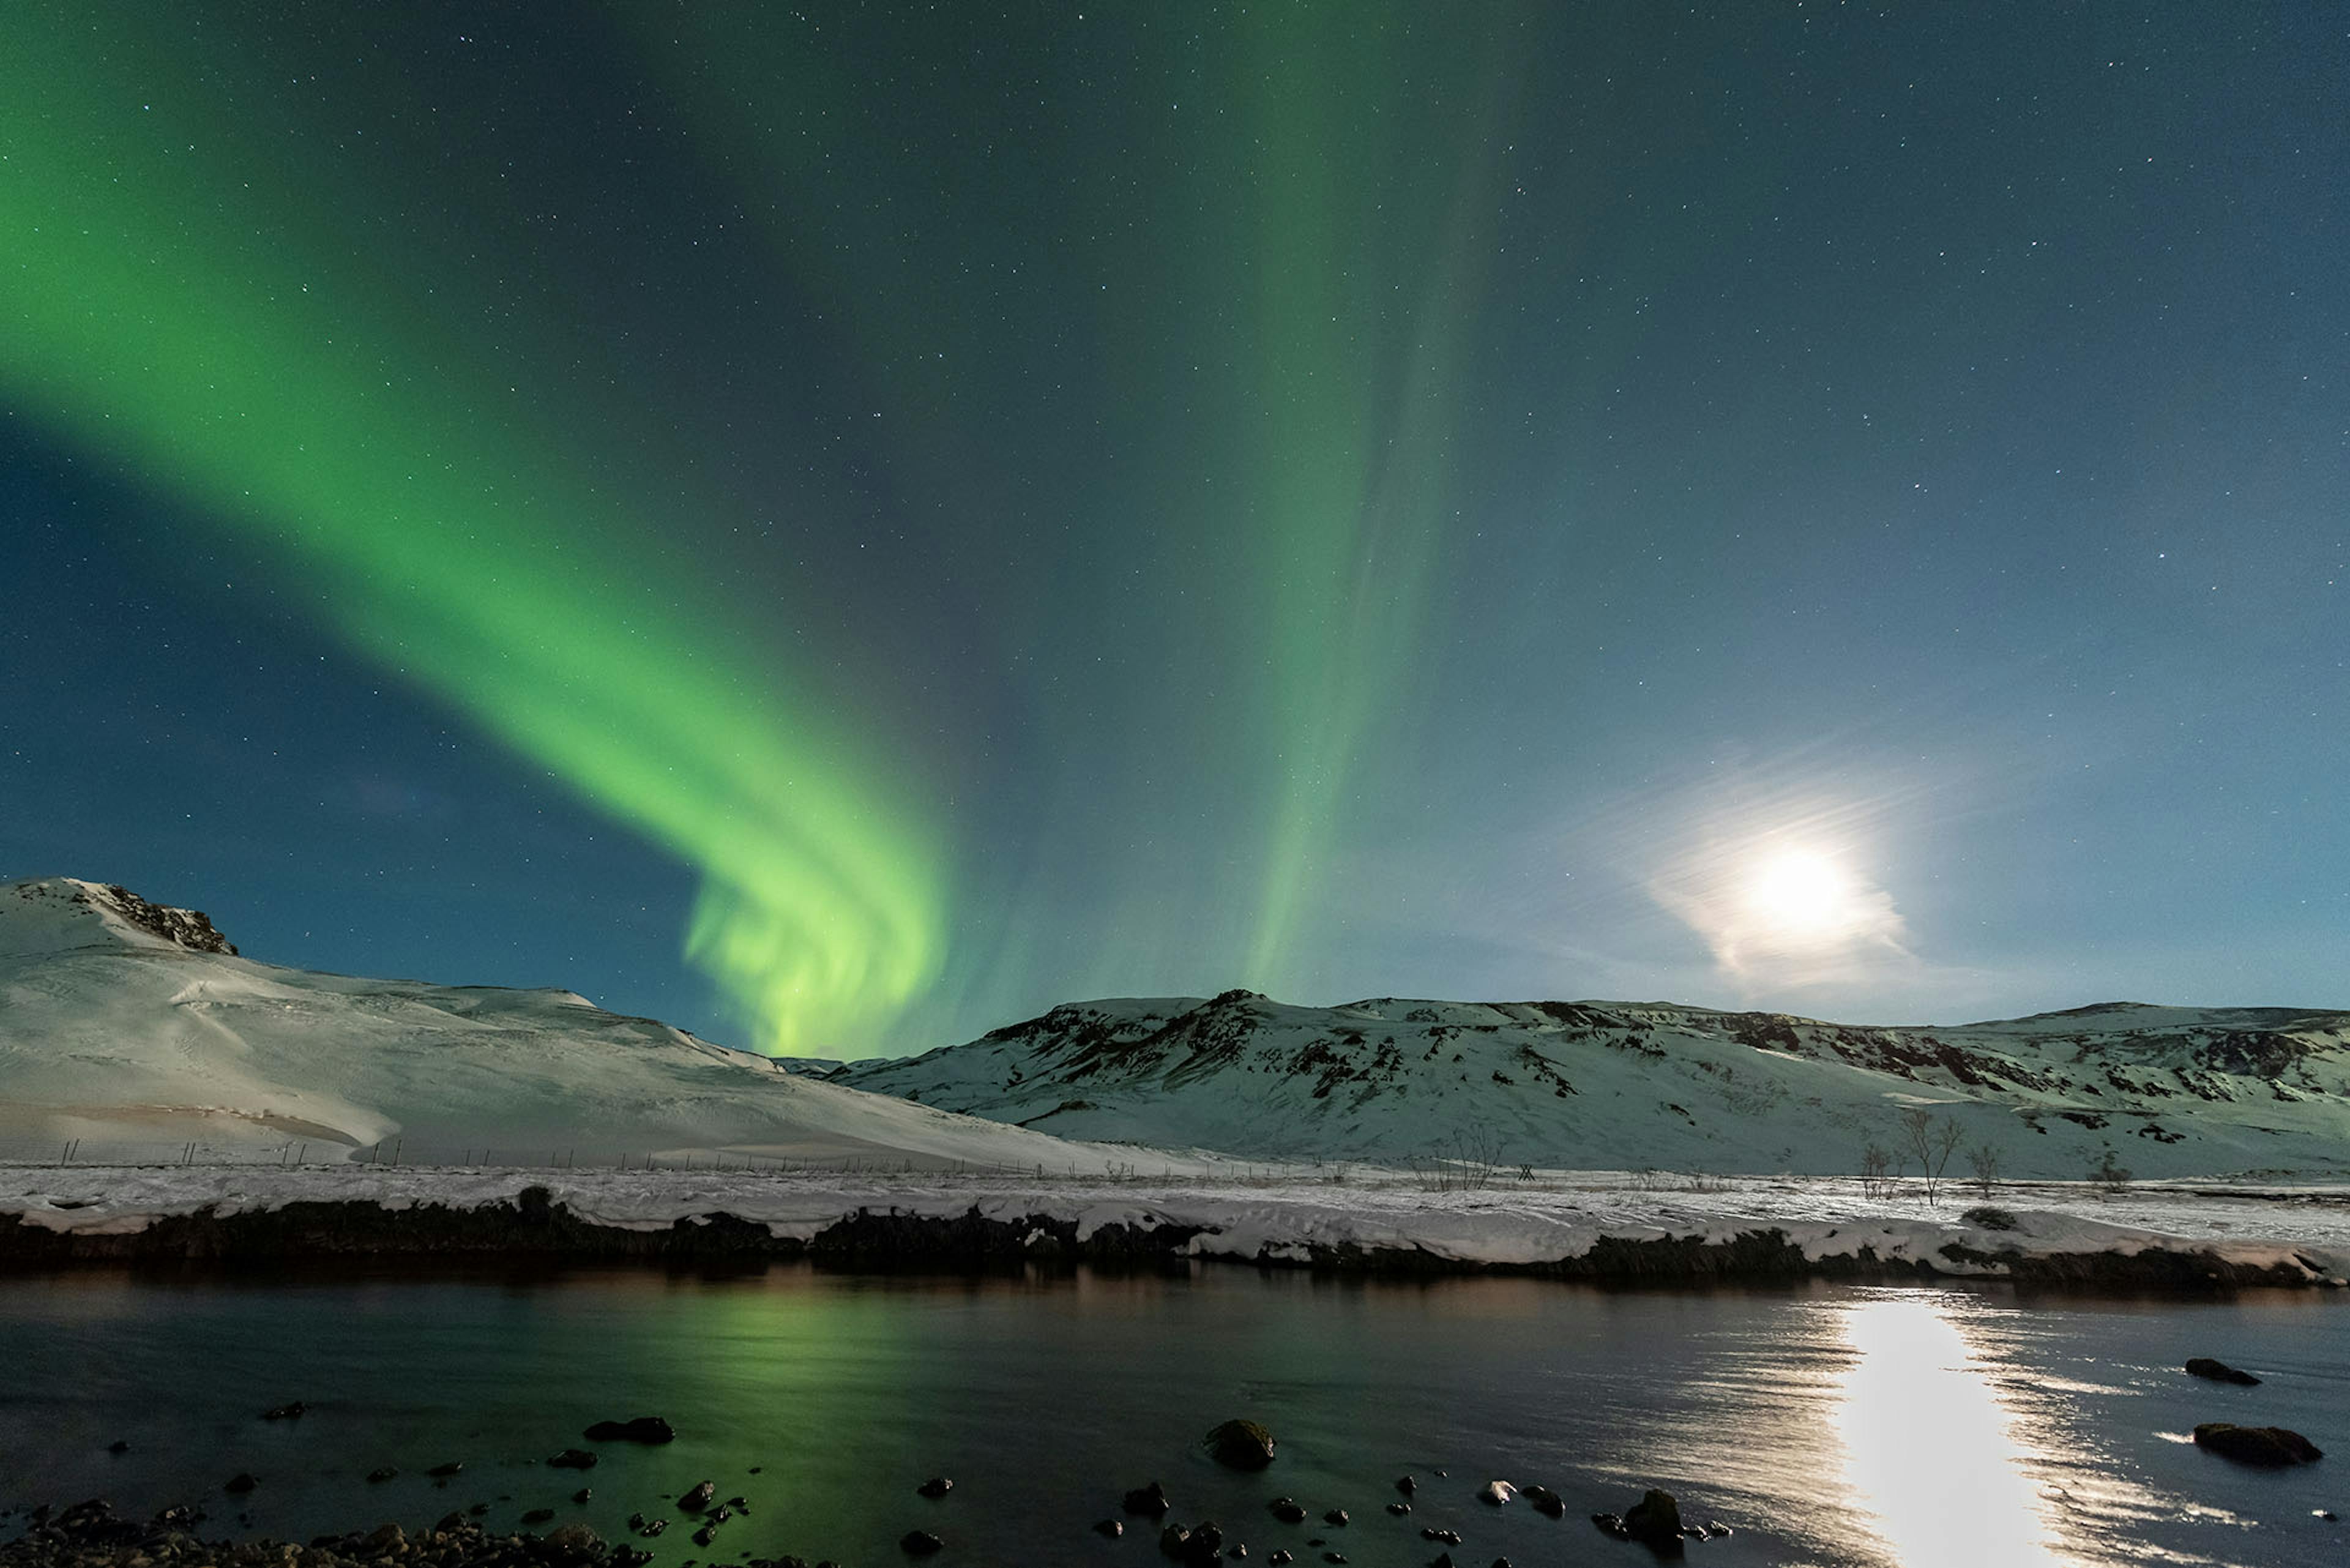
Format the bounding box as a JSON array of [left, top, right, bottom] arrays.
[[572, 1488, 592, 1504], [2185, 1358, 2261, 1386], [1622, 1489, 1684, 1548], [1094, 1520, 1125, 1539], [547, 1449, 598, 1469], [1125, 1481, 1172, 1518], [223, 1474, 258, 1495], [1206, 1419, 1277, 1470], [679, 1480, 717, 1512], [261, 1402, 306, 1421], [584, 1416, 677, 1443], [900, 1528, 945, 1555], [1395, 1476, 1416, 1495], [523, 1509, 556, 1525], [2193, 1424, 2322, 1466], [545, 1523, 601, 1561], [427, 1462, 464, 1479], [917, 1477, 953, 1498], [1268, 1499, 1307, 1524], [366, 1467, 398, 1484], [1321, 1508, 1348, 1526], [1521, 1485, 1565, 1519], [1477, 1481, 1515, 1506]]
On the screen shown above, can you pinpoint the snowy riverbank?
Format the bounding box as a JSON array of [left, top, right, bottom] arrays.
[[3, 1164, 2344, 1286]]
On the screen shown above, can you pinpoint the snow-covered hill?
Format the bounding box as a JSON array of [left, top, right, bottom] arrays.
[[0, 878, 1146, 1170], [832, 989, 2350, 1179]]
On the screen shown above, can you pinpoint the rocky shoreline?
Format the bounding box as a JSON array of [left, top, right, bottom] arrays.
[[0, 1184, 2334, 1289]]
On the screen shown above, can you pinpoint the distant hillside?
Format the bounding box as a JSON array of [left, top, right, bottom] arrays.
[[0, 877, 1132, 1170], [831, 990, 2350, 1179]]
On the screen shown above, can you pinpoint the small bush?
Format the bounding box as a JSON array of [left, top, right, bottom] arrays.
[[1961, 1205, 2020, 1231]]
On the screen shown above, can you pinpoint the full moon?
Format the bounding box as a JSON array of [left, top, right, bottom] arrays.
[[1746, 848, 1858, 939]]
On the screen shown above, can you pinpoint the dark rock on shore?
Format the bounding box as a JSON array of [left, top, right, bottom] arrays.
[[2186, 1357, 2261, 1386], [0, 1503, 647, 1568], [2193, 1424, 2322, 1466], [583, 1415, 676, 1443], [1594, 1488, 1685, 1553], [1205, 1420, 1276, 1469]]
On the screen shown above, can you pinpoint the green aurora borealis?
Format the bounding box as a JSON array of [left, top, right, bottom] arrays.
[[7, 5, 2347, 1049], [1, 6, 1507, 1051]]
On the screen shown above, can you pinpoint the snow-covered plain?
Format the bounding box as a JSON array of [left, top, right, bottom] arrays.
[[4, 1162, 2344, 1284]]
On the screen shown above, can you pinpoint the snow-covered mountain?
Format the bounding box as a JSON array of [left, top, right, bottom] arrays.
[[0, 878, 1136, 1170], [832, 989, 2350, 1179]]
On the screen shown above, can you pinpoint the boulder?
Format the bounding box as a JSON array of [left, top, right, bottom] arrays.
[[2193, 1424, 2322, 1466], [546, 1449, 598, 1470], [361, 1524, 405, 1553], [1267, 1555, 1292, 1567], [1621, 1490, 1684, 1548], [108, 1440, 131, 1455], [428, 1462, 464, 1479], [544, 1523, 601, 1561], [1395, 1476, 1416, 1495], [2185, 1358, 2261, 1386], [223, 1474, 258, 1495], [1477, 1481, 1514, 1506], [261, 1402, 306, 1421], [1125, 1481, 1173, 1518], [900, 1528, 945, 1556], [584, 1416, 676, 1444], [523, 1509, 556, 1525], [1321, 1508, 1348, 1526], [917, 1477, 953, 1499], [679, 1480, 717, 1512], [1094, 1520, 1125, 1539], [1521, 1484, 1564, 1519], [367, 1467, 398, 1484], [1268, 1498, 1307, 1524], [1384, 1502, 1411, 1516], [572, 1488, 592, 1504], [1206, 1419, 1277, 1470]]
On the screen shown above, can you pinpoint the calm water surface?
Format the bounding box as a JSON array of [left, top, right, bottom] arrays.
[[2, 1266, 2342, 1567]]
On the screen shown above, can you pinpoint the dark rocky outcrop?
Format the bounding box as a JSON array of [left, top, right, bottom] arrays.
[[582, 1416, 674, 1444], [1594, 1488, 1685, 1553], [2185, 1357, 2261, 1386], [898, 1529, 944, 1556], [2193, 1424, 2322, 1466], [1124, 1482, 1171, 1518], [916, 1477, 952, 1499], [1204, 1419, 1275, 1469]]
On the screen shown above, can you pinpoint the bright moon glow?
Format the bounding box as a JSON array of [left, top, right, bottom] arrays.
[[1747, 849, 1860, 939]]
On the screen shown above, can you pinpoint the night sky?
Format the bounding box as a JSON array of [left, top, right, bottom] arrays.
[[4, 4, 2344, 1056]]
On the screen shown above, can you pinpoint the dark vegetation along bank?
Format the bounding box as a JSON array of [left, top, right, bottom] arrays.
[[0, 1186, 2332, 1289]]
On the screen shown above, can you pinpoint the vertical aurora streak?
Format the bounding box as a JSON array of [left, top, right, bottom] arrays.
[[0, 13, 944, 1051]]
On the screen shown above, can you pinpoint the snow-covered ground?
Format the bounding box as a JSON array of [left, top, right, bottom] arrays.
[[5, 1162, 2343, 1283], [836, 990, 2350, 1180], [0, 879, 1156, 1173]]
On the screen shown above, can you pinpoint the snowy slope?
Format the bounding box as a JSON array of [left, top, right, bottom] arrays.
[[0, 878, 1155, 1170], [832, 990, 2350, 1180]]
